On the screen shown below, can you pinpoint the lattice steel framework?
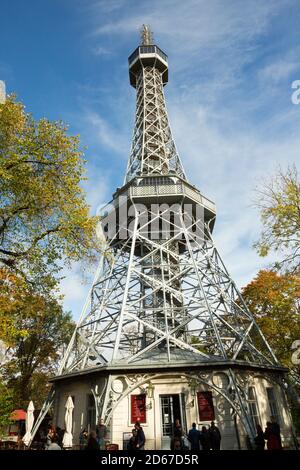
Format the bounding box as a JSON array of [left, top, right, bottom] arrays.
[[59, 200, 277, 373], [59, 27, 277, 374], [29, 27, 283, 446], [125, 42, 186, 182]]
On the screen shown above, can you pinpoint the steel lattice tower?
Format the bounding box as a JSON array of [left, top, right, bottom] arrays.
[[30, 27, 294, 449], [60, 27, 276, 371]]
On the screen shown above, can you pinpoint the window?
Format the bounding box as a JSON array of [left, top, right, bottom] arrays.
[[86, 394, 96, 431], [139, 176, 174, 186], [266, 387, 280, 423], [248, 387, 260, 429]]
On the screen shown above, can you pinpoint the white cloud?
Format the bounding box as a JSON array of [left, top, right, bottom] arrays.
[[259, 60, 299, 83], [93, 46, 112, 56], [83, 110, 128, 155]]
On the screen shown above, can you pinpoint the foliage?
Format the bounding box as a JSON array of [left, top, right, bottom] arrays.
[[0, 95, 100, 281], [0, 380, 14, 436], [254, 166, 300, 274], [0, 267, 74, 408], [242, 270, 300, 377], [0, 95, 100, 411]]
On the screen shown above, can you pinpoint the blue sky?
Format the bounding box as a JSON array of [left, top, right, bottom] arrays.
[[1, 0, 300, 320]]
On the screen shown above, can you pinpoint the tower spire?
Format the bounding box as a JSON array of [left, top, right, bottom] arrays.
[[140, 24, 153, 45], [126, 27, 186, 183]]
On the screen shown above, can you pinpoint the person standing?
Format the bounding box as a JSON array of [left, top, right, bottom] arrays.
[[254, 424, 265, 450], [96, 418, 108, 450], [46, 426, 56, 449], [171, 418, 183, 450], [46, 435, 61, 450], [85, 431, 100, 450], [199, 426, 211, 450], [271, 420, 282, 449], [209, 421, 221, 450], [134, 421, 145, 450], [127, 428, 138, 450], [188, 423, 200, 451], [264, 421, 282, 450], [79, 428, 88, 450]]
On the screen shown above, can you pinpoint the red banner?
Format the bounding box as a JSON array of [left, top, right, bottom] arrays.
[[131, 394, 146, 424], [197, 391, 215, 421]]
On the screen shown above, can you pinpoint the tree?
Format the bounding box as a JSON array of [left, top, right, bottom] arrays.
[[0, 267, 74, 408], [0, 95, 100, 281], [0, 380, 14, 437], [0, 95, 99, 411], [242, 270, 300, 376], [254, 166, 300, 274]]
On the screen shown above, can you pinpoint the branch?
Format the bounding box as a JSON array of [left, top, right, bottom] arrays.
[[0, 226, 61, 258]]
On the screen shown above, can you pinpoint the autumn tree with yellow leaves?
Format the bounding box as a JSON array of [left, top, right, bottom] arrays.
[[254, 166, 300, 274], [0, 96, 100, 408]]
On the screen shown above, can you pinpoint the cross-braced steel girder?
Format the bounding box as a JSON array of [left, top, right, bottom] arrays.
[[125, 64, 186, 183], [59, 198, 277, 374], [29, 30, 283, 447]]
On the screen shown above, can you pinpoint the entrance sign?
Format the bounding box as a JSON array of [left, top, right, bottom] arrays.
[[197, 391, 215, 421], [131, 394, 146, 423]]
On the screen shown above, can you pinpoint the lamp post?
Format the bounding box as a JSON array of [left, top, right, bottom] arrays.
[[146, 383, 154, 399], [146, 382, 155, 409], [189, 378, 198, 397], [186, 378, 198, 408]]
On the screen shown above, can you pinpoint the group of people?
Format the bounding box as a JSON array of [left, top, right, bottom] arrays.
[[172, 419, 283, 451], [127, 422, 146, 450], [43, 426, 64, 450], [171, 419, 221, 451], [39, 417, 283, 451], [79, 418, 108, 450], [254, 421, 282, 450]]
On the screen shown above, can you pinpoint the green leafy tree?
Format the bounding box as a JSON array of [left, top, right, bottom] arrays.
[[0, 95, 100, 411], [0, 380, 14, 437], [0, 266, 74, 408], [0, 95, 100, 281], [254, 166, 300, 274]]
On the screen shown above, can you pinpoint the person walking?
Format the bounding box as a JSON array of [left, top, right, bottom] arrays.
[[188, 423, 200, 451], [209, 421, 221, 450]]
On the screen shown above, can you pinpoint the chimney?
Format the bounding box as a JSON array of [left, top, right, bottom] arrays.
[[0, 80, 6, 104]]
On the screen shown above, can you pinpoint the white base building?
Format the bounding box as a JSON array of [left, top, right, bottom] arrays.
[[52, 362, 295, 450]]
